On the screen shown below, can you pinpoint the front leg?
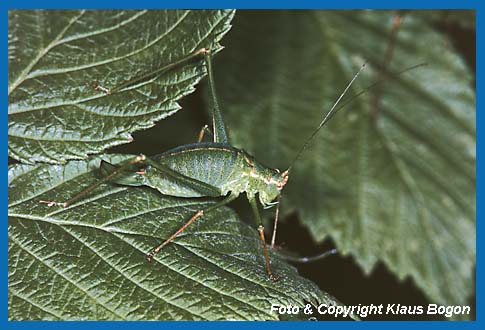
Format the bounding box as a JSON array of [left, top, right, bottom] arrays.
[[249, 197, 280, 282]]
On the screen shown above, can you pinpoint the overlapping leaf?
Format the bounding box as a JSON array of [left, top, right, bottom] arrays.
[[8, 10, 235, 164], [416, 10, 476, 30], [213, 11, 475, 306], [8, 156, 344, 320]]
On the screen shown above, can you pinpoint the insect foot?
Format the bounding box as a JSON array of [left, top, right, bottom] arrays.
[[269, 273, 281, 282], [146, 250, 156, 262], [197, 47, 210, 55], [39, 200, 68, 208], [88, 81, 112, 95]]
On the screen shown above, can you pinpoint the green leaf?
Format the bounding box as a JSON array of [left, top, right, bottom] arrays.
[[8, 157, 343, 320], [213, 11, 475, 306], [415, 10, 476, 30], [8, 10, 235, 164]]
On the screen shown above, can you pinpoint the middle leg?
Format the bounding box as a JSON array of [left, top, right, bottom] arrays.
[[146, 193, 238, 261]]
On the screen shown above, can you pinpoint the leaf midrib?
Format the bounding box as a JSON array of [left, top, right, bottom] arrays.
[[8, 11, 86, 95]]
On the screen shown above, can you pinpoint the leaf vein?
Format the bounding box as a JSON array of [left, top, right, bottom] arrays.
[[9, 234, 125, 319], [24, 11, 191, 79], [8, 287, 62, 320], [8, 10, 86, 95]]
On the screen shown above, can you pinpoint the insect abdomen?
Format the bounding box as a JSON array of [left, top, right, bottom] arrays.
[[153, 143, 246, 196]]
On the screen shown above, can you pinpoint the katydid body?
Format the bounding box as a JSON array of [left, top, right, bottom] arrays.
[[42, 47, 373, 281], [105, 142, 287, 206]]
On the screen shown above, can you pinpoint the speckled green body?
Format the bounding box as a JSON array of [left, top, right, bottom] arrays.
[[143, 142, 284, 207]]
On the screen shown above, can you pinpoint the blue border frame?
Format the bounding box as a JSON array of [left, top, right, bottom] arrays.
[[2, 0, 479, 10], [4, 0, 480, 328]]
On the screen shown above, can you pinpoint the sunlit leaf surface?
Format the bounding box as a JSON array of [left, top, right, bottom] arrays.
[[8, 10, 234, 164]]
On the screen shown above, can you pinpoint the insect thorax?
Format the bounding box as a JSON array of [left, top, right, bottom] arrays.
[[234, 151, 283, 206]]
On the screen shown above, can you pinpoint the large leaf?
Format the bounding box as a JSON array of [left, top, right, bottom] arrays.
[[213, 11, 475, 306], [8, 10, 235, 164], [8, 156, 343, 320], [416, 10, 476, 30]]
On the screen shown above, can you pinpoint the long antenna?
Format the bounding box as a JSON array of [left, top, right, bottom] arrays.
[[270, 62, 427, 255], [331, 62, 427, 118], [286, 62, 427, 172], [287, 63, 366, 172], [280, 248, 338, 263]]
